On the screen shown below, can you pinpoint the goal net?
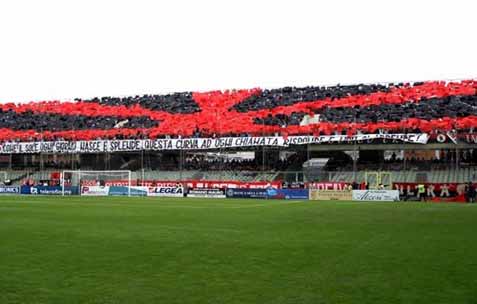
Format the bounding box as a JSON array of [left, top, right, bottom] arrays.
[[61, 170, 132, 196], [364, 171, 393, 190]]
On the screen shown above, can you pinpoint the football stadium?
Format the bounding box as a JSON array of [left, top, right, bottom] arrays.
[[1, 80, 477, 303]]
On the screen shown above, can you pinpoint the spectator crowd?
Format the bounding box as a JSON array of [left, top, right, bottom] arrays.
[[0, 80, 475, 141]]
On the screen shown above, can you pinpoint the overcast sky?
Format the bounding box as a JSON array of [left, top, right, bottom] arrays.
[[0, 0, 475, 103]]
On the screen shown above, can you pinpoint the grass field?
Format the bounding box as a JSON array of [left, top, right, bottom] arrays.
[[1, 197, 477, 304]]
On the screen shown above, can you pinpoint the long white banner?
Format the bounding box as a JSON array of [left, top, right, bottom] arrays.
[[352, 190, 400, 202], [0, 133, 428, 154]]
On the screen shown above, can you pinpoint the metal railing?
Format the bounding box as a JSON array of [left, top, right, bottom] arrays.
[[8, 168, 477, 185]]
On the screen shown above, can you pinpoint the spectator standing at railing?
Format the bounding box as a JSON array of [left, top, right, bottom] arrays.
[[466, 182, 476, 203], [417, 184, 426, 202]]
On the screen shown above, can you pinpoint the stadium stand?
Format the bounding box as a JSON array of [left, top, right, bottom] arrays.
[[0, 80, 476, 141], [8, 167, 477, 186], [1, 79, 477, 193]]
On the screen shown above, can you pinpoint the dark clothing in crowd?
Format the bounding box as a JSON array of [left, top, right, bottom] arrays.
[[466, 183, 476, 203]]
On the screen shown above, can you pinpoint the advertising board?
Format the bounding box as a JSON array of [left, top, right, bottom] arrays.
[[352, 190, 400, 202], [309, 189, 352, 201], [0, 186, 20, 194], [147, 186, 184, 197], [186, 188, 226, 198]]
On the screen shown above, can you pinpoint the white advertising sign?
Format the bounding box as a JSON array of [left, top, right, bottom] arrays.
[[352, 190, 400, 202], [147, 186, 184, 197], [81, 186, 110, 196]]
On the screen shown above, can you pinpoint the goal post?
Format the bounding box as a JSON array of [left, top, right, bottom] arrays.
[[61, 170, 132, 196], [0, 171, 8, 183], [365, 171, 393, 190]]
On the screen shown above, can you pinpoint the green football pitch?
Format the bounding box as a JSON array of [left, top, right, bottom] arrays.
[[1, 197, 476, 304]]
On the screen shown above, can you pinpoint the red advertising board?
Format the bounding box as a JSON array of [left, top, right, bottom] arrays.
[[81, 179, 282, 189], [393, 182, 473, 202], [307, 182, 350, 191]]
